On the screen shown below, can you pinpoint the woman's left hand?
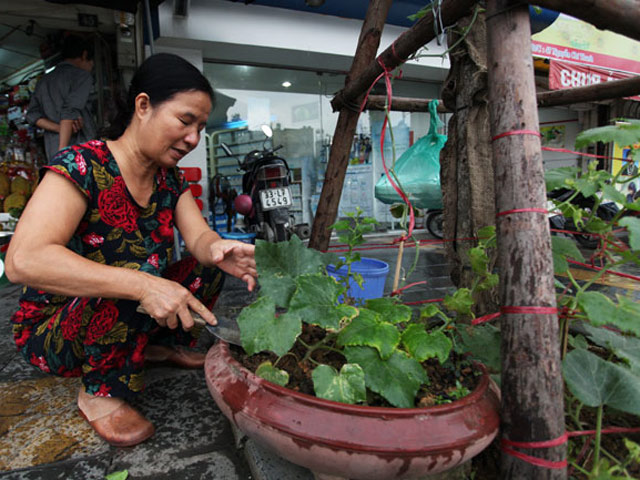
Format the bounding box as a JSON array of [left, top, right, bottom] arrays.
[[210, 240, 257, 291]]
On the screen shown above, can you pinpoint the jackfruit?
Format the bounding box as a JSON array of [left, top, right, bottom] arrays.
[[4, 192, 26, 213], [11, 176, 31, 196], [0, 173, 9, 197]]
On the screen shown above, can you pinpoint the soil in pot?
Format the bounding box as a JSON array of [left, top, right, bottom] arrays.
[[230, 323, 481, 408]]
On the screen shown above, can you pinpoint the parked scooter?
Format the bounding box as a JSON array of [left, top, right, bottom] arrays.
[[221, 125, 308, 242], [547, 188, 619, 249]]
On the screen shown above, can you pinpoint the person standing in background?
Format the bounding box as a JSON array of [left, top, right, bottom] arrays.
[[26, 34, 97, 162]]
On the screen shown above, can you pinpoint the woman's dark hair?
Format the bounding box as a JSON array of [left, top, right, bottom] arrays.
[[103, 53, 214, 140]]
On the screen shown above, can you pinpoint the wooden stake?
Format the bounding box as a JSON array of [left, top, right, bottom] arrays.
[[308, 0, 393, 251], [486, 1, 566, 478], [392, 241, 404, 293], [537, 75, 640, 108]]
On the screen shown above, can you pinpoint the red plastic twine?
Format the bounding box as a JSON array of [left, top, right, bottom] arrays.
[[502, 434, 569, 470], [497, 208, 549, 217], [360, 57, 415, 243], [502, 426, 640, 470], [491, 129, 542, 142], [472, 306, 558, 325]]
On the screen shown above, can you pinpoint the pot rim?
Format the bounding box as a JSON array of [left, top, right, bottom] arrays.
[[215, 341, 493, 416]]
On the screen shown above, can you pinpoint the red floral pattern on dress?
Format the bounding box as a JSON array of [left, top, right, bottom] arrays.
[[85, 301, 119, 345], [82, 233, 104, 247], [96, 384, 112, 397], [87, 347, 128, 375], [62, 298, 88, 341], [98, 177, 139, 233], [189, 277, 203, 294], [131, 334, 149, 367], [147, 253, 159, 269], [151, 209, 174, 243], [14, 326, 32, 348], [75, 152, 87, 175], [30, 353, 51, 373], [164, 255, 198, 285]]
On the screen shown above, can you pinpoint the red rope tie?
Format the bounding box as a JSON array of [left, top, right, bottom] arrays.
[[501, 306, 559, 315], [390, 41, 404, 64], [492, 129, 542, 142], [471, 312, 500, 325], [497, 208, 549, 217], [390, 280, 427, 297], [501, 434, 568, 470]]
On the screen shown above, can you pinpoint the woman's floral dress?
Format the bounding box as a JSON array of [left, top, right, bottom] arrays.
[[10, 140, 224, 399]]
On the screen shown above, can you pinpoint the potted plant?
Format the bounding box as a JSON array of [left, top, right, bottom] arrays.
[[205, 210, 500, 480]]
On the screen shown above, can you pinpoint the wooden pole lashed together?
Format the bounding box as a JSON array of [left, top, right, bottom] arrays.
[[308, 0, 393, 251], [331, 0, 478, 114], [486, 1, 566, 478]]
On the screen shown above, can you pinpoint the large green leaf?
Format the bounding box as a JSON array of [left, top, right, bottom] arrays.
[[364, 297, 412, 324], [563, 349, 640, 415], [255, 236, 329, 307], [401, 324, 452, 364], [458, 324, 502, 373], [577, 291, 640, 337], [237, 297, 301, 356], [545, 166, 581, 191], [468, 246, 489, 275], [551, 235, 585, 274], [311, 364, 366, 404], [620, 217, 640, 251], [344, 346, 428, 408], [443, 288, 473, 315], [575, 122, 640, 150], [256, 361, 289, 387], [289, 274, 357, 330], [337, 309, 400, 360], [602, 184, 627, 205], [580, 322, 640, 375]]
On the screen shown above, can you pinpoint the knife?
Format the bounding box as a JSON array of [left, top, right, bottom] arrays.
[[136, 305, 242, 346]]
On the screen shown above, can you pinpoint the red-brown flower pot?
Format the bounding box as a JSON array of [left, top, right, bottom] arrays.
[[205, 342, 500, 480]]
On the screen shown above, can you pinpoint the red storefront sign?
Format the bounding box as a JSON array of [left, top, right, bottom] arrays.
[[549, 60, 640, 102]]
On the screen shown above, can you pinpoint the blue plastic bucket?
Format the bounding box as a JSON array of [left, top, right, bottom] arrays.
[[220, 231, 256, 244], [327, 257, 389, 302]]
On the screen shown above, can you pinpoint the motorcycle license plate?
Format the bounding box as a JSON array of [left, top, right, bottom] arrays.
[[259, 187, 292, 211]]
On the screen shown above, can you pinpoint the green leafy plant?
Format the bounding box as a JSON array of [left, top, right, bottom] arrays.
[[236, 209, 488, 408], [545, 119, 640, 476]]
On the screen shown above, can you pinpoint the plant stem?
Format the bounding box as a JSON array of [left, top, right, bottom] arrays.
[[593, 404, 604, 471], [569, 462, 590, 475]]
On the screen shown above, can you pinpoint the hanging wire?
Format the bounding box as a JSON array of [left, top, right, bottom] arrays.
[[432, 0, 446, 46]]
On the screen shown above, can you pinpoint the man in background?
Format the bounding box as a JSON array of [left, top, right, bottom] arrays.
[[27, 34, 97, 162]]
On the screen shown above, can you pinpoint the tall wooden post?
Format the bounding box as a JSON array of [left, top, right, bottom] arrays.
[[485, 1, 566, 478], [308, 0, 393, 251]]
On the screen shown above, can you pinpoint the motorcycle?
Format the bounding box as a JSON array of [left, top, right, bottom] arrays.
[[221, 125, 308, 242], [547, 187, 620, 249]]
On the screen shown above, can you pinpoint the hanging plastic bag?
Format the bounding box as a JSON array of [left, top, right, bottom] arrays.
[[374, 100, 447, 210]]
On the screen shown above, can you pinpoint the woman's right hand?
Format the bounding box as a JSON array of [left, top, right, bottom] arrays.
[[138, 273, 216, 331]]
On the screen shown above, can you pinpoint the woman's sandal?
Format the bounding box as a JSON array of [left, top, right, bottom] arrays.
[[78, 390, 154, 447], [145, 345, 206, 369]]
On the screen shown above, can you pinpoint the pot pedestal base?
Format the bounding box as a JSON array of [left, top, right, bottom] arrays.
[[241, 427, 472, 480], [312, 463, 470, 480]]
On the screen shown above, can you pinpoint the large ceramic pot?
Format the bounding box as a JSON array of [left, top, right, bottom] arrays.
[[205, 342, 500, 480]]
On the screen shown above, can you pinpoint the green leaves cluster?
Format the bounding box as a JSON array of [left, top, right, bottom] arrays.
[[237, 210, 476, 408]]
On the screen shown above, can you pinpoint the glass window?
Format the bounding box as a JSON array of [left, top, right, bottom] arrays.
[[203, 62, 442, 227]]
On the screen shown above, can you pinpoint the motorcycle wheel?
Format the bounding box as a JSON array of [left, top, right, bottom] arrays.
[[426, 211, 444, 239], [274, 223, 289, 242], [566, 219, 599, 249]]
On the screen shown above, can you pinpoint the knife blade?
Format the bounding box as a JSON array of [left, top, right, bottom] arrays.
[[135, 305, 242, 346]]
